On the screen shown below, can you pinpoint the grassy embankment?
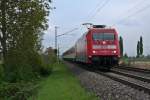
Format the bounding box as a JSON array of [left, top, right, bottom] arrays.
[[29, 62, 97, 100]]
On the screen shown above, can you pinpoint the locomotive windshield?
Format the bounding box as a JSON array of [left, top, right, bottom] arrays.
[[93, 33, 115, 40]]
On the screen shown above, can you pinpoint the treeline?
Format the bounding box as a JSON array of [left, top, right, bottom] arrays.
[[0, 0, 56, 99], [119, 36, 144, 58]]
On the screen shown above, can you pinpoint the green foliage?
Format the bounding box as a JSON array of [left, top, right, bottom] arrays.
[[124, 53, 128, 58], [119, 57, 130, 66], [139, 36, 143, 55], [119, 36, 123, 57], [0, 0, 51, 82], [137, 36, 144, 58], [137, 41, 140, 58], [0, 64, 4, 81], [4, 49, 35, 82], [39, 54, 53, 76], [0, 0, 56, 99], [0, 82, 39, 100], [40, 48, 57, 76], [4, 50, 54, 82], [0, 51, 55, 99]]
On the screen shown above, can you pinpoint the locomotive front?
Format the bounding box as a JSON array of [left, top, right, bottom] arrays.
[[87, 25, 120, 66]]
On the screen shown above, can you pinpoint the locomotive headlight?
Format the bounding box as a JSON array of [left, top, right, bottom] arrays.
[[113, 50, 117, 53], [93, 50, 96, 53], [88, 55, 92, 58]]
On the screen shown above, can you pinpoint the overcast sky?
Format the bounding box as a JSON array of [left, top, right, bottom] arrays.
[[43, 0, 150, 56]]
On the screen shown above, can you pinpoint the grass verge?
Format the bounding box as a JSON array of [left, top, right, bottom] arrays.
[[29, 62, 97, 100]]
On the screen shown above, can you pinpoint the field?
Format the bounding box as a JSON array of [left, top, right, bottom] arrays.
[[120, 58, 150, 70], [129, 61, 150, 69], [29, 62, 97, 100]]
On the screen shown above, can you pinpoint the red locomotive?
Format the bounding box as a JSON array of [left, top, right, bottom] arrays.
[[63, 25, 120, 69]]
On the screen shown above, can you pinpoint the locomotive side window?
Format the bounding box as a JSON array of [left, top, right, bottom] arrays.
[[93, 33, 115, 40]]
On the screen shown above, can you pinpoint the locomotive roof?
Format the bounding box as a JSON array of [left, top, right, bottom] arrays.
[[88, 27, 116, 32]]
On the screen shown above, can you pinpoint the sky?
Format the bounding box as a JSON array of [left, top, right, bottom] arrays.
[[43, 0, 150, 56]]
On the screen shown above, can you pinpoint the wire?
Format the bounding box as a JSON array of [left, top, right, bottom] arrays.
[[57, 0, 110, 42], [88, 0, 111, 21], [62, 0, 110, 33], [85, 0, 106, 20], [112, 0, 150, 26], [57, 28, 79, 37], [123, 0, 146, 14]]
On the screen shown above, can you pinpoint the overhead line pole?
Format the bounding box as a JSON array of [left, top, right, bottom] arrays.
[[54, 27, 78, 62], [55, 26, 58, 50], [55, 26, 59, 63]]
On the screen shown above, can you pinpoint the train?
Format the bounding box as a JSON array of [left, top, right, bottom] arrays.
[[62, 25, 120, 69]]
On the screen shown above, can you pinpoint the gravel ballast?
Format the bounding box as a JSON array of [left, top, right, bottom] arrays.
[[65, 62, 150, 100]]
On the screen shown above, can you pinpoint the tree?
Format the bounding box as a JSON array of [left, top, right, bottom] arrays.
[[0, 0, 51, 82], [119, 36, 123, 57], [0, 0, 7, 60], [124, 53, 128, 58], [0, 0, 51, 61], [139, 36, 143, 56], [137, 41, 140, 58]]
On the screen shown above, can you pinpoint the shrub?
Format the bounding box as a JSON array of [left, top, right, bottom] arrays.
[[39, 54, 54, 76], [119, 58, 130, 66], [0, 82, 39, 100], [4, 49, 36, 82], [4, 48, 56, 82]]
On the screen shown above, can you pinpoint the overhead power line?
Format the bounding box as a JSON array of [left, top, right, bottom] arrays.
[[123, 0, 147, 15], [85, 0, 105, 20], [88, 0, 111, 21], [68, 0, 111, 32], [112, 1, 150, 26], [57, 28, 79, 37]]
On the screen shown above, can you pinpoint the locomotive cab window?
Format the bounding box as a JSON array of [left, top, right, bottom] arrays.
[[93, 33, 115, 41]]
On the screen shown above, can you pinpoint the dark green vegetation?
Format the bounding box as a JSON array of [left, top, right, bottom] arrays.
[[29, 62, 98, 100], [137, 36, 143, 58], [0, 0, 56, 99], [0, 49, 56, 100], [137, 41, 140, 58], [119, 36, 124, 57]]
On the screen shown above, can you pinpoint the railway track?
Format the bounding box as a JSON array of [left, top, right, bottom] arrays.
[[115, 66, 150, 73], [96, 67, 150, 94], [69, 62, 150, 94], [111, 68, 150, 83]]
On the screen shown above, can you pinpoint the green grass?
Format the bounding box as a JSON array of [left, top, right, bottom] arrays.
[[29, 62, 97, 100]]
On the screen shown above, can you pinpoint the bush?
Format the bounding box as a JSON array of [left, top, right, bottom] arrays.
[[4, 47, 56, 82], [40, 54, 56, 76], [4, 49, 36, 82], [0, 82, 39, 100], [119, 58, 130, 66]]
